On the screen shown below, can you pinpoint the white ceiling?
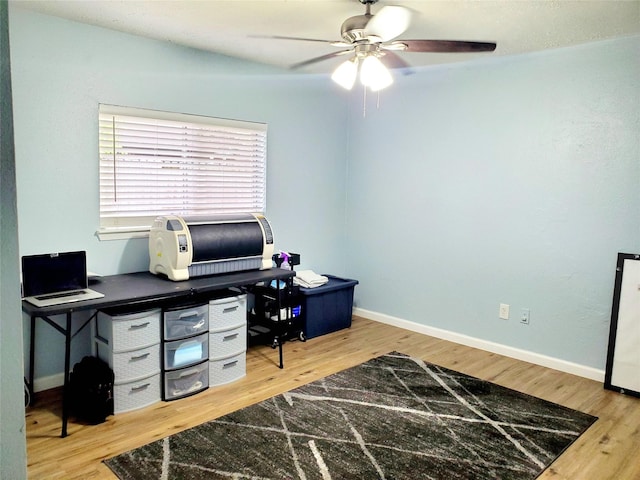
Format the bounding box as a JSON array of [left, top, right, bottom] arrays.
[[11, 0, 640, 73]]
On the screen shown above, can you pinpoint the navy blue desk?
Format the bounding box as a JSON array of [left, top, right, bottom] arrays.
[[23, 269, 295, 438]]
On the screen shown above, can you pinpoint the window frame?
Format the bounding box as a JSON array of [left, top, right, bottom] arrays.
[[97, 104, 267, 240]]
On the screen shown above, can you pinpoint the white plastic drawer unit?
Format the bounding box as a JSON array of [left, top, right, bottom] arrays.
[[209, 326, 246, 360], [114, 372, 161, 414], [209, 295, 247, 331], [163, 303, 209, 341], [209, 352, 246, 387], [163, 361, 209, 401], [96, 341, 160, 383], [96, 308, 161, 352], [163, 332, 209, 370]]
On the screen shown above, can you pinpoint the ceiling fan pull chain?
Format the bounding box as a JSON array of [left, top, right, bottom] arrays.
[[362, 87, 367, 118]]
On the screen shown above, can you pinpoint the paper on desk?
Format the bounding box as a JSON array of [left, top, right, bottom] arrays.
[[293, 270, 328, 288]]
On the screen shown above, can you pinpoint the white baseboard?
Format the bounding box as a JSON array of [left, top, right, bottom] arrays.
[[32, 373, 65, 393], [354, 307, 605, 382], [30, 309, 603, 391]]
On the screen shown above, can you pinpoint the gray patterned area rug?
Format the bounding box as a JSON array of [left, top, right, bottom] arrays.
[[105, 352, 597, 479]]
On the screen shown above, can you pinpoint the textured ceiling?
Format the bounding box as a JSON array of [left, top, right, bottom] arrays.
[[11, 0, 640, 73]]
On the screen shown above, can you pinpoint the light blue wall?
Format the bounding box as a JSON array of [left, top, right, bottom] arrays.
[[9, 6, 640, 383], [345, 36, 640, 369], [9, 7, 349, 379], [1, 0, 27, 476]]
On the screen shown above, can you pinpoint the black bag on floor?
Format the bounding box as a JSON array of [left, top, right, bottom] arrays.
[[69, 356, 114, 424]]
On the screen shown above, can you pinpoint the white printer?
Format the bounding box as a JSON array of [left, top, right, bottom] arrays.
[[149, 213, 274, 281]]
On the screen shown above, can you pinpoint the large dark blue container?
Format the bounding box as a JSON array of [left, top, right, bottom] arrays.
[[299, 275, 358, 339]]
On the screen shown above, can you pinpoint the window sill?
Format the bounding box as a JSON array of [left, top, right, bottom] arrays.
[[96, 227, 150, 241]]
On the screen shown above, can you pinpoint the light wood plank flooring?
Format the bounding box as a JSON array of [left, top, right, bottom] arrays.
[[25, 317, 640, 479]]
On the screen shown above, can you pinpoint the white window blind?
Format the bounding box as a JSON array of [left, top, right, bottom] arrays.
[[98, 104, 267, 238]]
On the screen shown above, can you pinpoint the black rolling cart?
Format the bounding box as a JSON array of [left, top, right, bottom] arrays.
[[246, 253, 305, 368]]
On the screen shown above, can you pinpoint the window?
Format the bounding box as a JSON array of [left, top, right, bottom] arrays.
[[98, 104, 267, 239]]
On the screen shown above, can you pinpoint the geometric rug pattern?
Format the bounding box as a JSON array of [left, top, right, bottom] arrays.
[[105, 352, 597, 479]]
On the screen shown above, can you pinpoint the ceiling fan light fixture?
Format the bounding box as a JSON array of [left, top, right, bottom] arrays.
[[360, 54, 393, 91], [331, 58, 358, 90], [365, 5, 412, 42]]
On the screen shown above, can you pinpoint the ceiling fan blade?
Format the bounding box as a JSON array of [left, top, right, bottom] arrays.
[[249, 35, 336, 44], [388, 39, 497, 53], [290, 49, 354, 69], [380, 51, 414, 74], [365, 6, 412, 42]]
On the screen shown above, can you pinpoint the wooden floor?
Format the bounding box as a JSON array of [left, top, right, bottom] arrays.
[[26, 317, 640, 479]]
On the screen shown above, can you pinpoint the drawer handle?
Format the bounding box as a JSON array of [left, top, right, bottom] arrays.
[[223, 306, 239, 314], [130, 353, 150, 361], [176, 339, 199, 349], [129, 322, 150, 330], [178, 311, 200, 320], [223, 333, 239, 341], [131, 383, 150, 392], [178, 369, 200, 379], [222, 360, 238, 369]]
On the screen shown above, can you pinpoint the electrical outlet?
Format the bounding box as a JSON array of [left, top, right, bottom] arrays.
[[521, 308, 530, 325], [499, 303, 509, 320]]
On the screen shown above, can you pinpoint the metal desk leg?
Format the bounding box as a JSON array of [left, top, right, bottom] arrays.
[[28, 315, 36, 403], [276, 281, 284, 369], [61, 312, 72, 438]]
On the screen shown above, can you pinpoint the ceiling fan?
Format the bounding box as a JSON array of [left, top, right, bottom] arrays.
[[266, 0, 496, 91]]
